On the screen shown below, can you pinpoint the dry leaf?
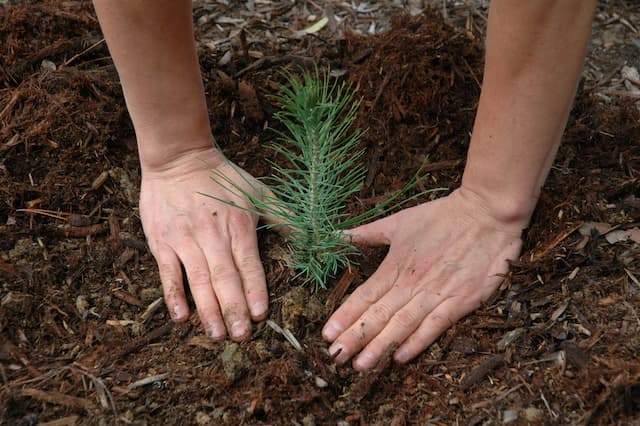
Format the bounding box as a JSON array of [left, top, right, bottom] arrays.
[[296, 16, 328, 36], [578, 222, 611, 236], [605, 227, 640, 244]]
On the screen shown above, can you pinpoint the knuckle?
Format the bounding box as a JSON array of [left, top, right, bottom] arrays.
[[187, 268, 211, 289], [355, 284, 381, 305], [392, 309, 418, 329], [236, 256, 264, 276], [369, 303, 392, 324], [229, 212, 254, 229], [429, 312, 454, 330], [174, 217, 193, 237], [158, 261, 177, 278], [210, 263, 237, 280]]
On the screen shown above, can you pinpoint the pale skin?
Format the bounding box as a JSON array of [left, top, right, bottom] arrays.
[[93, 0, 597, 369]]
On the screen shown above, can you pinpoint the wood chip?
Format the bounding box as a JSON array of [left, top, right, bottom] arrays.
[[461, 354, 504, 390], [21, 387, 96, 412], [37, 415, 79, 426]]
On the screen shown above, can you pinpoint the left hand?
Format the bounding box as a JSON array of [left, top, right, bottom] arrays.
[[322, 187, 524, 370]]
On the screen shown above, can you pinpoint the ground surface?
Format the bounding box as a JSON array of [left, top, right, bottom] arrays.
[[1, 1, 639, 425]]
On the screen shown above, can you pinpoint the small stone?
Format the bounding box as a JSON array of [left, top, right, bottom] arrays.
[[75, 295, 90, 319], [221, 342, 250, 382], [502, 409, 518, 424], [195, 411, 211, 425], [40, 59, 56, 71], [337, 421, 350, 426], [524, 406, 544, 421], [314, 376, 328, 388], [140, 287, 163, 305]]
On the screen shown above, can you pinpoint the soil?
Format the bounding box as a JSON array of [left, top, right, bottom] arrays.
[[1, 1, 639, 425]]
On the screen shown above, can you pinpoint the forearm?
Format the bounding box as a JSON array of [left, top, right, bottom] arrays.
[[93, 0, 213, 171], [461, 0, 597, 226]]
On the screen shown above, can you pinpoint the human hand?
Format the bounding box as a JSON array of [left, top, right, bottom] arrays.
[[139, 147, 268, 342], [322, 187, 525, 370]]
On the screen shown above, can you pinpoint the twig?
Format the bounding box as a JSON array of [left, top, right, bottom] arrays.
[[461, 354, 504, 390], [63, 38, 105, 67], [540, 390, 558, 419], [532, 222, 583, 260], [20, 387, 96, 412], [102, 321, 174, 366], [139, 297, 165, 323], [266, 320, 302, 351], [37, 416, 79, 426], [370, 73, 391, 111], [328, 267, 357, 314], [127, 373, 169, 390]]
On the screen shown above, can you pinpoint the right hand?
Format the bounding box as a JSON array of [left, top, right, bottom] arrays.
[[139, 146, 268, 342]]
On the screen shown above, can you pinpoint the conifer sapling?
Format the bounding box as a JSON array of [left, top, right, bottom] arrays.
[[204, 69, 439, 290]]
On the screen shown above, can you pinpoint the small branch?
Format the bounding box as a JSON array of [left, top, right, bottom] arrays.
[[20, 387, 96, 412]]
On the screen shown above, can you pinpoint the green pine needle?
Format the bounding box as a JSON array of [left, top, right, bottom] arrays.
[[202, 68, 444, 290]]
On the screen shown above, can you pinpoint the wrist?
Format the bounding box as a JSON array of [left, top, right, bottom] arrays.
[[455, 183, 536, 231], [139, 141, 225, 177], [134, 107, 217, 173]]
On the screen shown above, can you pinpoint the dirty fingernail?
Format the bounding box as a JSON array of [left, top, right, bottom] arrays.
[[172, 304, 188, 322], [354, 351, 375, 371], [250, 301, 267, 319], [329, 343, 346, 363], [207, 323, 226, 341], [231, 320, 249, 339], [322, 321, 343, 341]]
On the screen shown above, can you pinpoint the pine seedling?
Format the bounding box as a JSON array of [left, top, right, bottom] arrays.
[[204, 69, 438, 290]]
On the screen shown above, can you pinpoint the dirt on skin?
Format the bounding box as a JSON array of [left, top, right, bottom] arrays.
[[1, 2, 640, 425]]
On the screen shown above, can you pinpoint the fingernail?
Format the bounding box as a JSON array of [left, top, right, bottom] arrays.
[[231, 320, 249, 339], [207, 323, 226, 341], [322, 321, 343, 341], [394, 347, 410, 363], [250, 301, 267, 318], [355, 351, 375, 371], [172, 304, 188, 322], [329, 343, 346, 363]]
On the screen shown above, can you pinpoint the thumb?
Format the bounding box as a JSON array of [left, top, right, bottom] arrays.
[[346, 214, 396, 246]]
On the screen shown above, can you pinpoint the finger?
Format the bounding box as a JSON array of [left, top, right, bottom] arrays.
[[346, 213, 396, 246], [176, 242, 226, 341], [229, 213, 268, 321], [197, 224, 252, 342], [352, 288, 442, 370], [323, 257, 400, 343], [393, 296, 477, 364], [329, 281, 413, 365], [153, 244, 189, 322]]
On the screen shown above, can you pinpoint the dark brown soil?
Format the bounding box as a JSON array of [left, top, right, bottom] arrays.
[[1, 2, 639, 425]]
